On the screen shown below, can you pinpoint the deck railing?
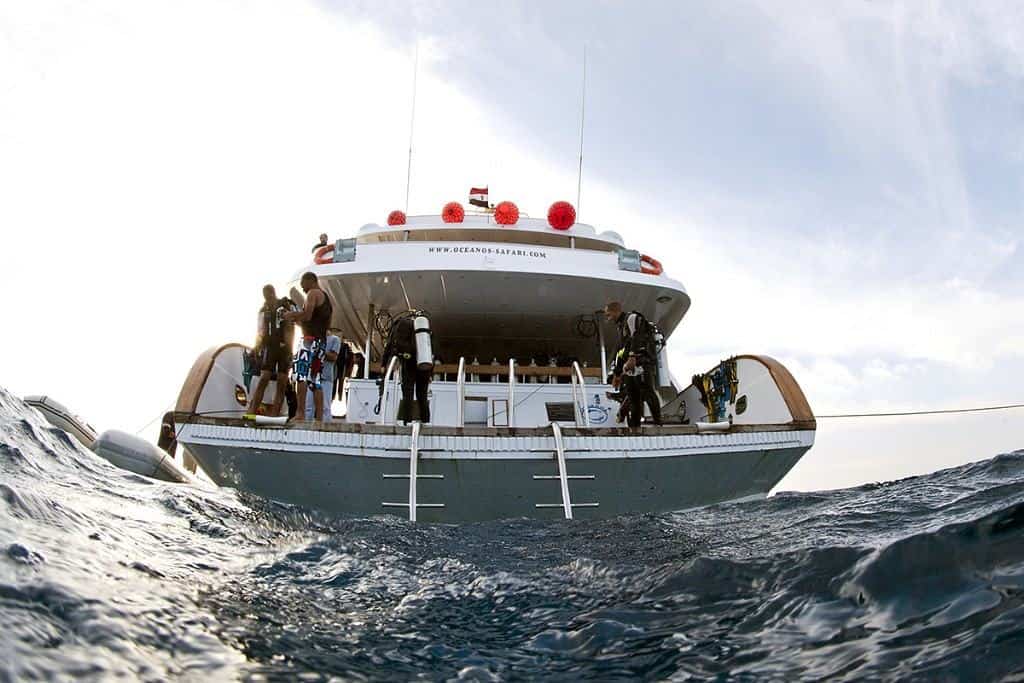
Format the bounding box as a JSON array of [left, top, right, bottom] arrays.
[[379, 356, 400, 425], [507, 359, 516, 427], [455, 356, 466, 427], [570, 361, 591, 427]]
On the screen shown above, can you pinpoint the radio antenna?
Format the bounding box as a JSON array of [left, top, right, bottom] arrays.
[[404, 43, 419, 214], [575, 45, 587, 216]]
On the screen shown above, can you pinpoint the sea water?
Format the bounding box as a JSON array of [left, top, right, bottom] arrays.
[[1, 386, 1022, 680]]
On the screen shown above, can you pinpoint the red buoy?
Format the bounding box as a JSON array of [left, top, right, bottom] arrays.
[[547, 201, 576, 230], [494, 201, 519, 225], [387, 210, 407, 226], [442, 201, 465, 223]]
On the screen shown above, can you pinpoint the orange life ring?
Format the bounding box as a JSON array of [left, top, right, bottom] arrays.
[[640, 254, 662, 275], [313, 244, 334, 265]]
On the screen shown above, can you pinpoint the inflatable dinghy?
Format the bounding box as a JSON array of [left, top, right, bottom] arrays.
[[25, 395, 196, 484], [24, 395, 98, 449], [92, 430, 195, 483]]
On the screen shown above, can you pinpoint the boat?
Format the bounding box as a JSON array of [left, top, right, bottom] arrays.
[[173, 202, 815, 521]]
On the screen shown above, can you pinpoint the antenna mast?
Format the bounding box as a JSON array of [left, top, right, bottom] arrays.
[[404, 44, 419, 214], [576, 45, 587, 215]]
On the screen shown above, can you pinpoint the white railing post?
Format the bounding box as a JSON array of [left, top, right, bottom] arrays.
[[379, 356, 399, 425], [456, 356, 466, 427], [507, 358, 516, 427]]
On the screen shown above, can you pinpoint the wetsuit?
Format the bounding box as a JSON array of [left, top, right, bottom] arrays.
[[257, 298, 295, 375], [383, 314, 431, 424], [614, 311, 662, 428]]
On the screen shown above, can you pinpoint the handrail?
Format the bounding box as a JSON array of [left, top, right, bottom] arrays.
[[408, 421, 420, 521], [456, 357, 466, 427], [507, 358, 516, 427], [551, 422, 572, 519], [570, 361, 591, 427], [379, 356, 399, 425]]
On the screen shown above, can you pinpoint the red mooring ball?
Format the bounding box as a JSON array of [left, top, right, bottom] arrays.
[[547, 201, 576, 230], [387, 210, 407, 226], [442, 201, 465, 223], [494, 201, 519, 225]]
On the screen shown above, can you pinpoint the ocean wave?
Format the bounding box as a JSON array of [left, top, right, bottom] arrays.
[[1, 387, 1023, 680]]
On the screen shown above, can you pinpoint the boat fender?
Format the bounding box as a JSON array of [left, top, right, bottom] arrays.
[[414, 315, 433, 371], [695, 421, 731, 433], [91, 430, 194, 483], [640, 254, 662, 276]]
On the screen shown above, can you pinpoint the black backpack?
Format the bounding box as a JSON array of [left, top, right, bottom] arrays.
[[390, 316, 416, 357]]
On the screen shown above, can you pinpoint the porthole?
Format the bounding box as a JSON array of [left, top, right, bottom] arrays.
[[736, 395, 748, 415]]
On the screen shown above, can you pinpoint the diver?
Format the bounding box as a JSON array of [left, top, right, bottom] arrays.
[[283, 272, 334, 421], [247, 284, 297, 416], [382, 311, 433, 424], [604, 301, 662, 429]]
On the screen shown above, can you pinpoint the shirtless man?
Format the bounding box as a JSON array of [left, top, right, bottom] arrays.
[[284, 272, 333, 421]]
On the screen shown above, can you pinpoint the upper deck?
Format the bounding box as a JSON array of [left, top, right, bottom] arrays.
[[291, 212, 690, 370]]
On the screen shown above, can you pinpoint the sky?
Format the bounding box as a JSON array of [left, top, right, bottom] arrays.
[[1, 0, 1022, 492]]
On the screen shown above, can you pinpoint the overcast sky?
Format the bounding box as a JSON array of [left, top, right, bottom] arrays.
[[1, 0, 1021, 492]]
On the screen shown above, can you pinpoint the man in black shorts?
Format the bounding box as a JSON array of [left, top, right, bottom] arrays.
[[247, 284, 296, 416]]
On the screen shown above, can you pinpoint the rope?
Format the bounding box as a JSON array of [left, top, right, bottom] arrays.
[[134, 403, 174, 435], [817, 403, 1024, 419]]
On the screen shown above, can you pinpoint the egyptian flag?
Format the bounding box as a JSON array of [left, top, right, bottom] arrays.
[[469, 186, 489, 209]]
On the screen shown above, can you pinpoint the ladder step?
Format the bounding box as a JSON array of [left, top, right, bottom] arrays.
[[382, 502, 446, 508], [382, 474, 444, 479], [535, 502, 599, 508], [532, 475, 595, 480]]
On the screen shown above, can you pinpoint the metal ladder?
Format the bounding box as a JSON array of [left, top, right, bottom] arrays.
[[381, 422, 444, 521], [534, 422, 597, 519]]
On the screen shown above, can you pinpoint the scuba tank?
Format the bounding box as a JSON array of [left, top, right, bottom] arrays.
[[470, 356, 480, 382], [414, 315, 433, 370], [528, 357, 538, 383], [433, 358, 443, 381]]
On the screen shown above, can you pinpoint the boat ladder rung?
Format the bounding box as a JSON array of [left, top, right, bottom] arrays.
[[535, 503, 599, 508], [532, 474, 594, 480], [382, 473, 444, 479], [382, 502, 445, 508]]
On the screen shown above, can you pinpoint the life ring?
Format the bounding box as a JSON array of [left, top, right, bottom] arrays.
[[313, 244, 334, 265], [640, 254, 662, 275]]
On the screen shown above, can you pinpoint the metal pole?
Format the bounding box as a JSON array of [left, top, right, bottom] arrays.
[[364, 303, 374, 379], [404, 44, 419, 214], [598, 318, 607, 379], [507, 358, 516, 427], [576, 45, 587, 215]]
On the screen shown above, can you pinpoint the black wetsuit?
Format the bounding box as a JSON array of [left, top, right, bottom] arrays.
[[383, 314, 431, 424], [614, 311, 662, 428], [257, 298, 295, 375]]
